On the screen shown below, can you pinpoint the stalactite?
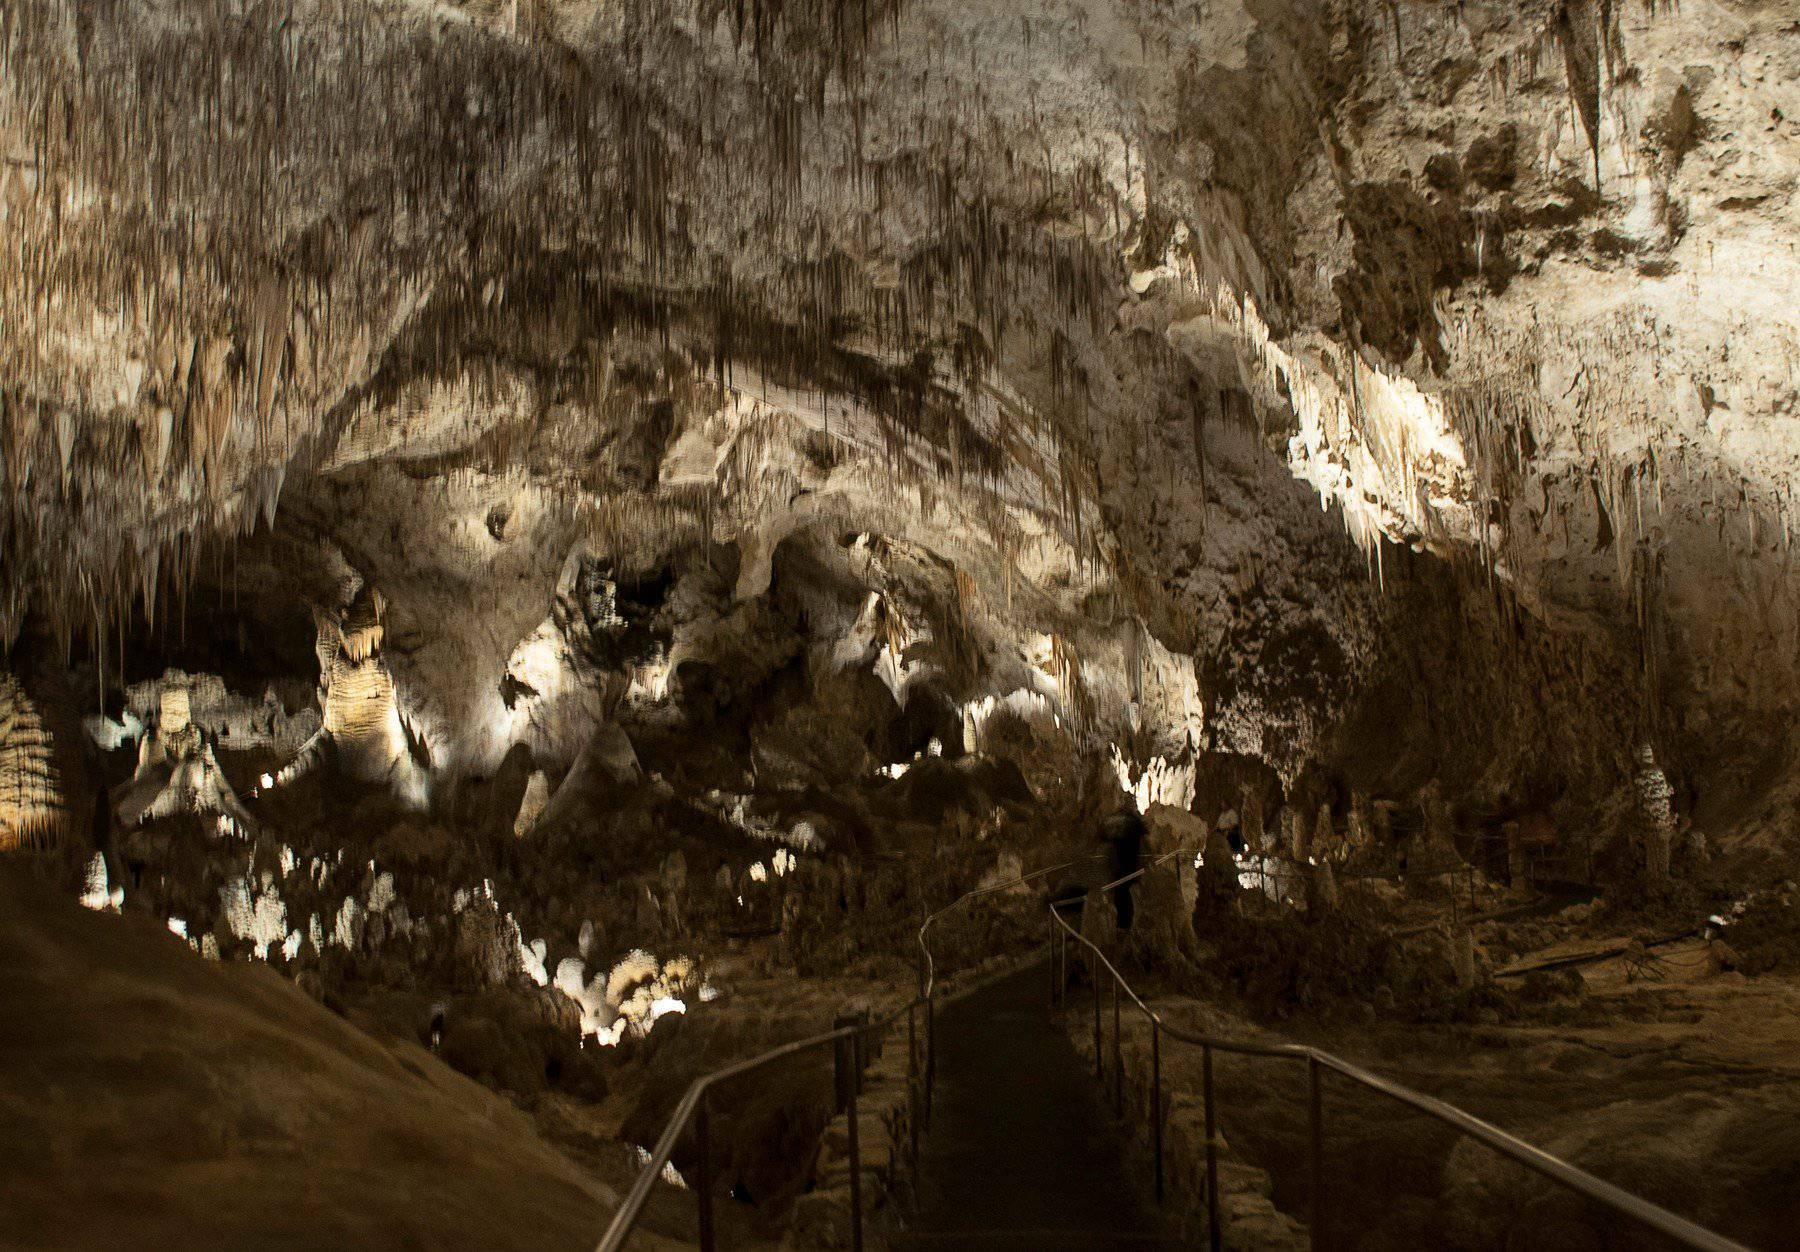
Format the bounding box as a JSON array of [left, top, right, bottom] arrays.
[[2, 0, 1131, 664]]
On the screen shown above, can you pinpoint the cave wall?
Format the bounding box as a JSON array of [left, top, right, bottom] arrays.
[[1, 0, 1795, 850]]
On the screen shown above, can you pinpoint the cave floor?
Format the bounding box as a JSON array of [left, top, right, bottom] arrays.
[[0, 865, 623, 1251], [894, 961, 1178, 1251], [1118, 946, 1800, 1251]]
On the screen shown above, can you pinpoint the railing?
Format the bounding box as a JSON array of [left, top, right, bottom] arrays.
[[595, 851, 1099, 1252], [1049, 856, 1751, 1252]]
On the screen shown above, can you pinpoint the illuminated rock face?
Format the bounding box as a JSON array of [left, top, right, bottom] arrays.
[[4, 15, 1797, 1246], [113, 678, 259, 836], [281, 587, 430, 807], [0, 0, 1793, 834], [0, 673, 65, 852], [322, 656, 404, 782]]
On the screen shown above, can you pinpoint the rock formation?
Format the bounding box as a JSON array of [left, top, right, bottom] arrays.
[[113, 679, 260, 836], [0, 2, 1796, 1246], [276, 587, 430, 808], [0, 672, 66, 851]]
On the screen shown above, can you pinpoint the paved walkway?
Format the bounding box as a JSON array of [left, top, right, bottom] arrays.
[[892, 961, 1178, 1251]]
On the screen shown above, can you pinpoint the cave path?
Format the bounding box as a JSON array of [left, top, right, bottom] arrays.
[[892, 960, 1179, 1251]]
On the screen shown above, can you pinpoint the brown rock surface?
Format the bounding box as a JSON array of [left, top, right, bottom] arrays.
[[0, 865, 623, 1251]]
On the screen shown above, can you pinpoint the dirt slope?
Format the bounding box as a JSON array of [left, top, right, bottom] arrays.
[[0, 865, 619, 1251]]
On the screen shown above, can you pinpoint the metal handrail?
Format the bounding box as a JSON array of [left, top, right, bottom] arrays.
[[1049, 856, 1752, 1252], [917, 851, 1095, 998], [595, 850, 1103, 1252]]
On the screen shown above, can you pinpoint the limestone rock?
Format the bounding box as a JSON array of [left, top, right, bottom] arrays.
[[0, 673, 66, 852]]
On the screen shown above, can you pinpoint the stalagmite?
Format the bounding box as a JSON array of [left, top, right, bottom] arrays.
[[513, 770, 551, 839], [1633, 744, 1676, 886], [1450, 925, 1478, 989], [1306, 858, 1339, 914], [0, 672, 68, 851], [274, 587, 429, 810], [1345, 792, 1373, 860], [112, 678, 260, 836], [1313, 803, 1338, 863], [78, 851, 122, 912], [1285, 806, 1311, 862], [1138, 803, 1203, 965], [1240, 782, 1267, 857], [1407, 780, 1462, 897], [1504, 820, 1530, 893]]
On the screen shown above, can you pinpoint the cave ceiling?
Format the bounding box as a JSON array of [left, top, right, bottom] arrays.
[[2, 0, 1797, 796]]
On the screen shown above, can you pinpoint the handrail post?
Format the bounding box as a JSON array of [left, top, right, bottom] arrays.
[[695, 1092, 715, 1252], [847, 1059, 864, 1252], [1151, 1023, 1164, 1204], [1309, 1055, 1323, 1251], [907, 1001, 920, 1177], [1092, 965, 1103, 1080], [854, 1011, 869, 1096], [1204, 1043, 1221, 1252], [1048, 909, 1057, 1006], [917, 945, 934, 1130], [1057, 922, 1065, 1006], [1112, 978, 1123, 1114], [833, 1016, 856, 1112], [600, 845, 1755, 1252], [925, 986, 936, 1128]]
